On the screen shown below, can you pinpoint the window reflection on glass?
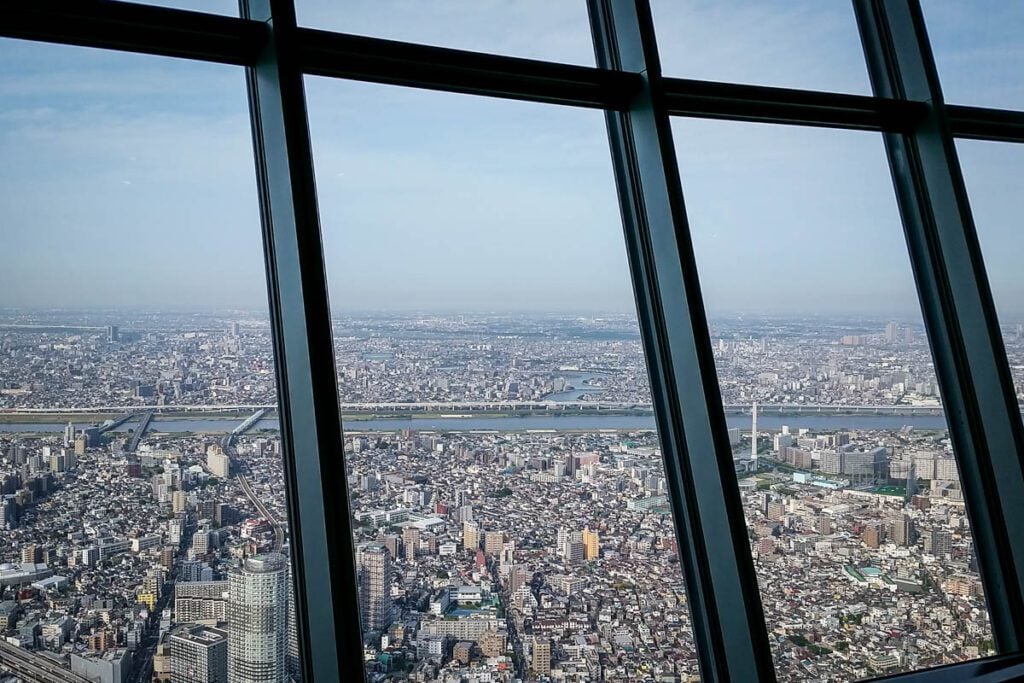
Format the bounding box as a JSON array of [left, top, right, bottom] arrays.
[[674, 118, 995, 681]]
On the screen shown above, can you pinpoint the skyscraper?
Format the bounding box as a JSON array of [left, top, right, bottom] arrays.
[[556, 526, 569, 556], [583, 528, 600, 561], [499, 541, 515, 577], [484, 530, 505, 555], [931, 529, 953, 558], [889, 513, 916, 548], [286, 571, 300, 682], [532, 637, 551, 676], [462, 521, 480, 553], [170, 625, 228, 683], [228, 553, 288, 683], [356, 543, 393, 638], [751, 402, 758, 462]]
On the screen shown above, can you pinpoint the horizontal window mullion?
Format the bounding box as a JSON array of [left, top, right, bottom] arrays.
[[663, 77, 926, 132], [0, 0, 266, 66], [948, 104, 1024, 144], [295, 27, 640, 110]]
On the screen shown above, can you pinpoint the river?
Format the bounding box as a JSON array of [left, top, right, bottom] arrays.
[[0, 413, 954, 434]]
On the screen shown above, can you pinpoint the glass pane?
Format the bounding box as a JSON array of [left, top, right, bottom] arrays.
[[0, 40, 300, 682], [921, 0, 1024, 110], [958, 140, 1024, 430], [306, 79, 698, 680], [295, 0, 595, 66], [650, 0, 871, 94], [119, 0, 237, 15], [673, 119, 994, 680]]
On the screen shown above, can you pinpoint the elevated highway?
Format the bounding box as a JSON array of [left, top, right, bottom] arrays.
[[126, 411, 154, 452], [222, 407, 270, 449]]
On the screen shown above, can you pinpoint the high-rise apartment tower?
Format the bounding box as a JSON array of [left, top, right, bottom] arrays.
[[227, 553, 288, 683]]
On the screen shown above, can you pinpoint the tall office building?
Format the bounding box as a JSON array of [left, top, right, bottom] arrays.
[[583, 528, 600, 561], [462, 521, 480, 553], [931, 529, 953, 557], [356, 543, 393, 638], [532, 637, 552, 676], [402, 526, 420, 561], [556, 526, 569, 556], [751, 402, 758, 462], [228, 554, 288, 683], [499, 541, 515, 578], [889, 513, 916, 548], [484, 530, 505, 555], [21, 544, 42, 565], [169, 625, 228, 683], [207, 449, 231, 479], [563, 531, 585, 564]]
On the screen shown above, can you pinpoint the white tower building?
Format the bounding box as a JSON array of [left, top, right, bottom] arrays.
[[751, 402, 759, 462], [228, 553, 288, 683]]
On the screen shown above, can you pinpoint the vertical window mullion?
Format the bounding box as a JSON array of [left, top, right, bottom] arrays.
[[241, 0, 365, 680], [587, 1, 776, 681], [854, 0, 1024, 654]]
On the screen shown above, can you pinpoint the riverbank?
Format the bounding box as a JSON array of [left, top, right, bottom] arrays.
[[0, 413, 958, 434]]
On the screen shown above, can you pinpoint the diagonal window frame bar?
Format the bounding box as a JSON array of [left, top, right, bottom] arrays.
[[241, 0, 365, 680], [587, 1, 776, 681]]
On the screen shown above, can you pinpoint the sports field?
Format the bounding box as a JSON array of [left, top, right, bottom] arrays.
[[871, 485, 906, 497]]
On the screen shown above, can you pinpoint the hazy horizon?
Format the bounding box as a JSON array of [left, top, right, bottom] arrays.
[[1, 1, 1020, 319]]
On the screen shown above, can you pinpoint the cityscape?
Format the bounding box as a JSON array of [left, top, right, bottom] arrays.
[[0, 309, 1021, 682]]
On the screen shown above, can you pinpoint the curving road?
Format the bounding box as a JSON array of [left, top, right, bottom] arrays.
[[236, 470, 285, 552]]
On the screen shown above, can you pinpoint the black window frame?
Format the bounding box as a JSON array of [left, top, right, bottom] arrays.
[[3, 1, 1024, 681]]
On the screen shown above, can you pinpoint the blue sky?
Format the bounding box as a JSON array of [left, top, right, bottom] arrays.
[[0, 1, 1020, 318]]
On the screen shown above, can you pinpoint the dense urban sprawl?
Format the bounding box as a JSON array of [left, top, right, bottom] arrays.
[[0, 310, 1021, 682]]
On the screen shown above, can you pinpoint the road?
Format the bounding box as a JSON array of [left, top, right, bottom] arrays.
[[237, 471, 285, 552]]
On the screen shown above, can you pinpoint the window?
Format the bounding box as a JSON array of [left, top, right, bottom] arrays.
[[650, 0, 870, 93], [2, 2, 1023, 682], [957, 140, 1024, 432], [295, 0, 595, 66], [305, 78, 698, 678], [0, 36, 300, 683], [676, 119, 993, 679], [921, 0, 1024, 110]]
